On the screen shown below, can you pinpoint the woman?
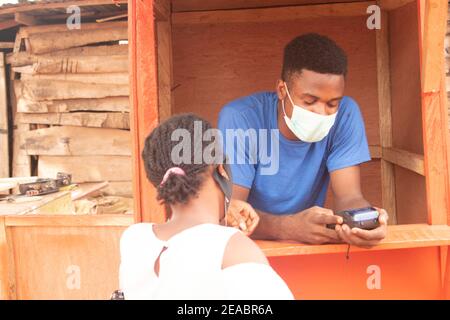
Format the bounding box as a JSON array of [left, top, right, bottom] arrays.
[[119, 113, 293, 299]]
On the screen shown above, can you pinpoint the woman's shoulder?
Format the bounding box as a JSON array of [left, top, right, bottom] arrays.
[[120, 223, 155, 248], [222, 231, 268, 269]]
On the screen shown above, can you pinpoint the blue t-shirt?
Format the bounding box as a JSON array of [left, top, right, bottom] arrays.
[[217, 92, 371, 215]]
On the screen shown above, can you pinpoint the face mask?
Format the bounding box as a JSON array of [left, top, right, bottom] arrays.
[[212, 162, 233, 226], [282, 83, 337, 143]]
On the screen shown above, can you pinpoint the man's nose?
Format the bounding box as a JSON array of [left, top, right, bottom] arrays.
[[309, 103, 328, 116]]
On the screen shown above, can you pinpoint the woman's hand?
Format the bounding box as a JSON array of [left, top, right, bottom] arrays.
[[226, 200, 260, 236]]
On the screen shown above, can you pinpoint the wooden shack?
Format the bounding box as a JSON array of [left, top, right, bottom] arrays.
[[0, 0, 449, 300], [131, 0, 450, 299]]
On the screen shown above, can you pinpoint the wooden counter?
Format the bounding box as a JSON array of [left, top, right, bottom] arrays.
[[1, 216, 449, 299]]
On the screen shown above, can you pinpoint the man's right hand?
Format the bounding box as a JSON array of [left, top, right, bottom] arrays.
[[286, 206, 343, 244]]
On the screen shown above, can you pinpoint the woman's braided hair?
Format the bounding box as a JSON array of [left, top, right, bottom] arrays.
[[142, 113, 218, 205]]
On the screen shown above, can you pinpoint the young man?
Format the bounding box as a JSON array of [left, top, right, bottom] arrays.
[[218, 33, 388, 248]]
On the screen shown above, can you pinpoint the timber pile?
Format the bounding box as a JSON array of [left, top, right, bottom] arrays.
[[7, 20, 132, 198]]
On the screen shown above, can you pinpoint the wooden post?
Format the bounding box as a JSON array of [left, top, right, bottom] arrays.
[[418, 0, 450, 225], [376, 6, 397, 224], [129, 0, 165, 223], [0, 53, 8, 179], [0, 217, 14, 300], [156, 0, 173, 123]]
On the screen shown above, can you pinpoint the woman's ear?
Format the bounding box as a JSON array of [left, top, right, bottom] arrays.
[[217, 164, 230, 181]]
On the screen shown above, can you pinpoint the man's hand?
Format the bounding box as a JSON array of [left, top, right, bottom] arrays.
[[335, 207, 388, 248], [227, 200, 260, 236], [287, 206, 343, 244]]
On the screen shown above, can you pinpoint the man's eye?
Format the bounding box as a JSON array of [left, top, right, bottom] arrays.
[[328, 101, 340, 108], [304, 101, 315, 105]]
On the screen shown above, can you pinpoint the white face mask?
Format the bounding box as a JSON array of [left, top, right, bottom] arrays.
[[282, 83, 338, 143]]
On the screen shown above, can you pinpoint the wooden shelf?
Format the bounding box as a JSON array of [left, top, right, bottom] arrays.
[[257, 224, 450, 257]]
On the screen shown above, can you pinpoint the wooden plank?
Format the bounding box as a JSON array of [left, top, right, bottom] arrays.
[[71, 182, 109, 201], [12, 55, 128, 74], [423, 86, 450, 224], [0, 43, 14, 49], [4, 214, 133, 227], [14, 12, 41, 26], [0, 1, 128, 15], [172, 0, 374, 12], [375, 6, 396, 224], [4, 43, 128, 65], [38, 155, 132, 182], [378, 0, 415, 10], [102, 181, 133, 197], [22, 126, 131, 156], [27, 27, 127, 55], [421, 0, 448, 92], [0, 53, 8, 179], [383, 147, 425, 176], [258, 224, 450, 257], [0, 20, 18, 31], [172, 1, 374, 24], [16, 112, 130, 129], [0, 191, 72, 216], [0, 217, 8, 299], [419, 0, 450, 225], [16, 96, 130, 113], [157, 17, 173, 123], [14, 80, 128, 101], [45, 44, 128, 57], [0, 176, 37, 192], [12, 124, 30, 178], [20, 73, 129, 85], [155, 0, 171, 21], [369, 145, 381, 158], [17, 21, 127, 38], [96, 13, 128, 23], [130, 0, 165, 223]]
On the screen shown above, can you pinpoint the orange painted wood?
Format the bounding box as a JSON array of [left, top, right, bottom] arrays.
[[420, 0, 447, 93], [417, 0, 450, 225], [129, 0, 165, 223], [0, 217, 9, 299], [269, 246, 445, 299], [258, 224, 450, 257]]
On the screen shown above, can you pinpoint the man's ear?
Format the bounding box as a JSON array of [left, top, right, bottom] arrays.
[[276, 79, 286, 101]]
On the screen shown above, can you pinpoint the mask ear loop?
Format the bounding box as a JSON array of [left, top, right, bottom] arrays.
[[284, 82, 296, 107]]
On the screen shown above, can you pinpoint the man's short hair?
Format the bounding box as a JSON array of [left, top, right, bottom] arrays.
[[281, 33, 348, 82]]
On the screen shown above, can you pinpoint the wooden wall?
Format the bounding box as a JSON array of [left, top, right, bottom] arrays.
[[1, 215, 132, 300], [172, 7, 381, 209], [389, 1, 427, 224]]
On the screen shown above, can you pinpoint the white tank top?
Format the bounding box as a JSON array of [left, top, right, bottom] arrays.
[[119, 223, 294, 300]]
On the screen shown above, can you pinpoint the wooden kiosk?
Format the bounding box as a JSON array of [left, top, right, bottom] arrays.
[[0, 0, 450, 299], [130, 0, 450, 299]]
